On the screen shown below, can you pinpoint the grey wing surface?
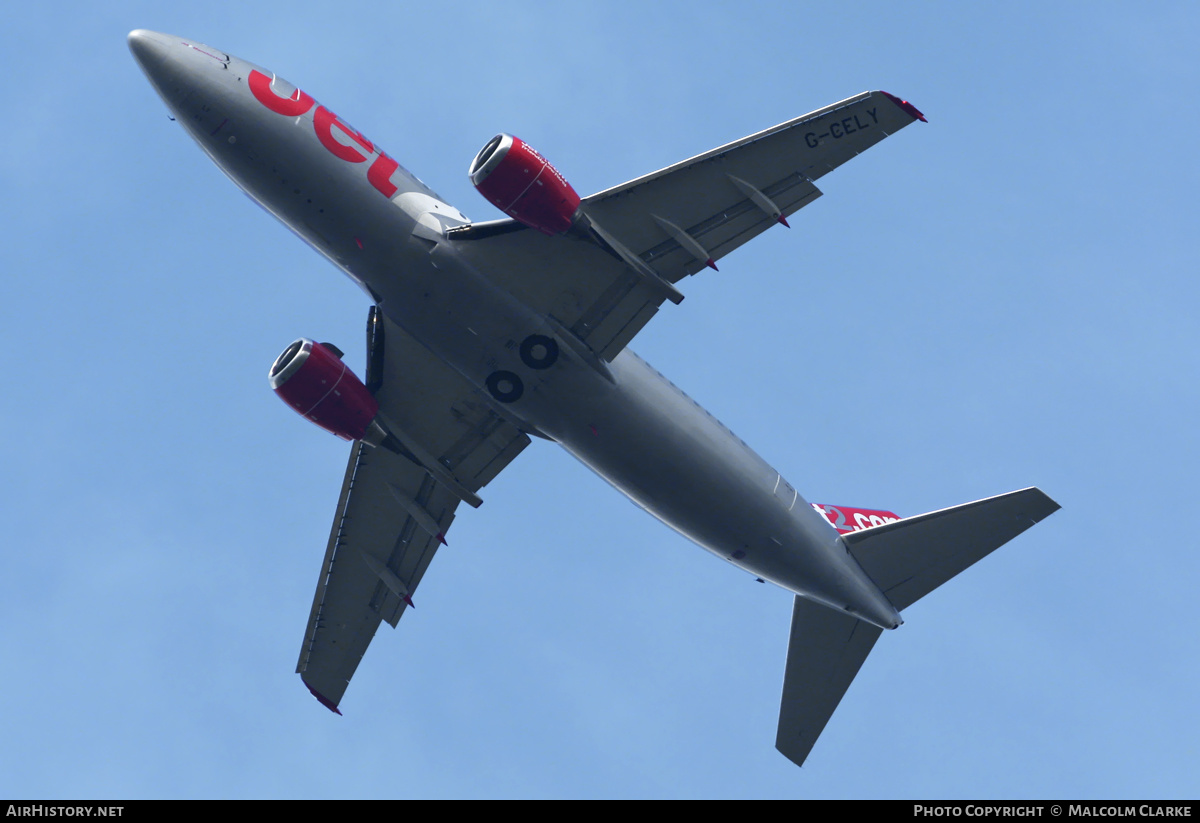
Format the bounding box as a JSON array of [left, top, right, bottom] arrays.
[[776, 596, 882, 768], [843, 487, 1061, 612], [297, 312, 530, 711], [452, 91, 924, 360]]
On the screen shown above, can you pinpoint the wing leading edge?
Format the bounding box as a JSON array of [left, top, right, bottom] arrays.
[[454, 91, 925, 361], [297, 311, 530, 711]]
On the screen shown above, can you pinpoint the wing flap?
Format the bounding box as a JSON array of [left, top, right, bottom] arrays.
[[581, 282, 661, 362]]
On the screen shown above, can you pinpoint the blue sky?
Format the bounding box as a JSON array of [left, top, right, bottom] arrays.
[[2, 0, 1198, 799]]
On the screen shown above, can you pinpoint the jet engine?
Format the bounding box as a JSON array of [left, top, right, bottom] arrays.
[[469, 134, 581, 235], [270, 338, 378, 442]]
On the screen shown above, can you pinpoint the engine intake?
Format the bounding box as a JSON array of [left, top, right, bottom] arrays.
[[469, 133, 581, 235], [270, 338, 379, 442]]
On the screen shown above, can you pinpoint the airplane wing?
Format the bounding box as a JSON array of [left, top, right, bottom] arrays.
[[296, 310, 530, 711], [452, 91, 925, 360]]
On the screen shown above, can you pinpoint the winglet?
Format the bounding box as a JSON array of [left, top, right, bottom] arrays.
[[304, 679, 344, 715], [880, 91, 927, 123]]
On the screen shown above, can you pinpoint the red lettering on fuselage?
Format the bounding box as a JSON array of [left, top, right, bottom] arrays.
[[313, 106, 374, 162], [248, 70, 398, 198], [248, 70, 315, 116], [366, 153, 400, 198]]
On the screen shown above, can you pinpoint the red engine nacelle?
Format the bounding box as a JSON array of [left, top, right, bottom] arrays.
[[269, 339, 378, 441], [469, 133, 581, 235]]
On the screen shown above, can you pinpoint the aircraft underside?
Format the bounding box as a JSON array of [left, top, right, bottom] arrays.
[[129, 28, 1057, 769]]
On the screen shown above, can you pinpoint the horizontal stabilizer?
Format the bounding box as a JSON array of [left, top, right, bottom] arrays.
[[843, 487, 1060, 612], [776, 595, 882, 767]]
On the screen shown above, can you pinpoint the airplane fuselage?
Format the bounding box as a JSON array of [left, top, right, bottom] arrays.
[[129, 30, 902, 630]]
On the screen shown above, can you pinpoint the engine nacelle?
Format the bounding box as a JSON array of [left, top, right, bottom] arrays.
[[469, 133, 581, 235], [269, 338, 379, 442]]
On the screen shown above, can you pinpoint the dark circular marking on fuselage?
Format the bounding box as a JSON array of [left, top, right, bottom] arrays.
[[486, 370, 524, 403], [519, 334, 559, 370]]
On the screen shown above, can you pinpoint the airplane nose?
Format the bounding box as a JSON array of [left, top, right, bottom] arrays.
[[128, 30, 199, 111], [128, 29, 185, 103], [127, 29, 171, 73]]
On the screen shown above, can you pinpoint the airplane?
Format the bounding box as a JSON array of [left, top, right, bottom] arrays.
[[128, 29, 1059, 769]]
